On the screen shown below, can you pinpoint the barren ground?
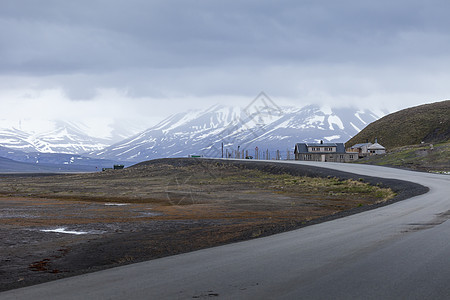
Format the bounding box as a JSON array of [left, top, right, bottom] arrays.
[[0, 158, 427, 291]]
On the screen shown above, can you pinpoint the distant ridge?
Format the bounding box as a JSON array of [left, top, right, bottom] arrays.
[[90, 104, 380, 162], [0, 156, 91, 173], [346, 100, 450, 149], [0, 121, 109, 154], [0, 146, 130, 172]]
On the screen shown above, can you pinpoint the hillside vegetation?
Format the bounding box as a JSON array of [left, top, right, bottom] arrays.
[[346, 100, 450, 149], [355, 141, 449, 173]]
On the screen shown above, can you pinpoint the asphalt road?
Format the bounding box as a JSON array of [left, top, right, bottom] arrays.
[[1, 161, 449, 299]]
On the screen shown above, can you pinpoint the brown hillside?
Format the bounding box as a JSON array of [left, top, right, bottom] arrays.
[[346, 100, 450, 149]]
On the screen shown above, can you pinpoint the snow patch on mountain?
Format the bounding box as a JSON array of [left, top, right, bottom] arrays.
[[328, 115, 344, 130], [324, 135, 341, 141], [306, 115, 325, 127], [350, 122, 361, 132], [355, 112, 367, 125]]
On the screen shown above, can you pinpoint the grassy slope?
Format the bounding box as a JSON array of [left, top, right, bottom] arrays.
[[346, 100, 450, 149], [346, 100, 450, 172], [354, 141, 450, 172]]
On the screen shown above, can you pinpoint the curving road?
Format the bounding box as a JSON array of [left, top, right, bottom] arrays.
[[1, 162, 450, 299]]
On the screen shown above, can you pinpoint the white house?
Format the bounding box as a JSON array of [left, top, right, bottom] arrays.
[[349, 138, 386, 157]]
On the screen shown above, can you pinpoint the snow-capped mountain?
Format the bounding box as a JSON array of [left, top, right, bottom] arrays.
[[0, 118, 151, 155], [90, 102, 381, 162], [0, 121, 110, 154]]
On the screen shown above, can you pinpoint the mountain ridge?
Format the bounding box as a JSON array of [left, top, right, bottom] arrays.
[[0, 119, 149, 155], [90, 103, 380, 162], [0, 121, 109, 154]]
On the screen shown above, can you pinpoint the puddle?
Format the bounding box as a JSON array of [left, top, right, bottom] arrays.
[[41, 228, 88, 235], [40, 228, 105, 235], [104, 203, 130, 206]]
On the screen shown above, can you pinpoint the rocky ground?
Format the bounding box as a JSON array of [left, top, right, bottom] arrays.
[[0, 158, 428, 292]]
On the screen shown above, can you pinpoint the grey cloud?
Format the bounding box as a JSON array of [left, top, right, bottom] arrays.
[[1, 0, 450, 104], [2, 1, 449, 68]]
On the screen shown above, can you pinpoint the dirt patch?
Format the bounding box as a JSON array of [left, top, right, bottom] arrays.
[[0, 158, 427, 292]]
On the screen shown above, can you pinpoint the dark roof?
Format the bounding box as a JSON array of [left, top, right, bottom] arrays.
[[294, 143, 308, 153], [336, 143, 346, 153], [295, 142, 347, 154], [351, 143, 371, 148], [305, 143, 339, 147]]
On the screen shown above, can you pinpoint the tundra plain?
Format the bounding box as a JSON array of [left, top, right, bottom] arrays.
[[0, 158, 426, 291]]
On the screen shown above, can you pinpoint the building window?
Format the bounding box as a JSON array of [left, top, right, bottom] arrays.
[[324, 147, 333, 152], [350, 155, 354, 159], [340, 155, 344, 159]]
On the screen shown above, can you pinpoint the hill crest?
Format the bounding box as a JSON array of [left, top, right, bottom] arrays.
[[346, 100, 450, 149]]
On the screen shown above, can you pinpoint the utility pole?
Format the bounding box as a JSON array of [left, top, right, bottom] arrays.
[[221, 142, 224, 158]]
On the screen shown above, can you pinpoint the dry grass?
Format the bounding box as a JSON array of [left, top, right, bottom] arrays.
[[0, 160, 395, 228]]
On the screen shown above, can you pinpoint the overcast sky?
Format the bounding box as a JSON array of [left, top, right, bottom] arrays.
[[1, 0, 450, 134]]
